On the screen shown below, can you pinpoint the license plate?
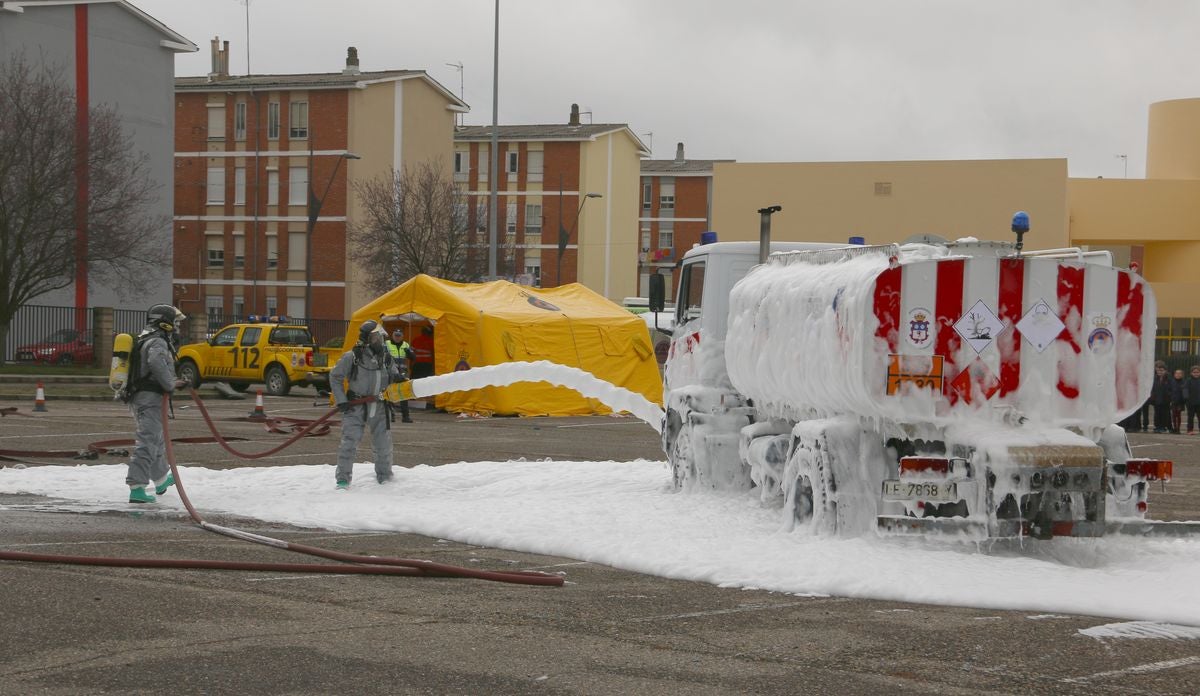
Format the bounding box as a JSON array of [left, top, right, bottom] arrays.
[[882, 479, 959, 501]]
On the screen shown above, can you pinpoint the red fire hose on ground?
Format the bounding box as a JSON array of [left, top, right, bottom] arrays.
[[0, 392, 565, 587]]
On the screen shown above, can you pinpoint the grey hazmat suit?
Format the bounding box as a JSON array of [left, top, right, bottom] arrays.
[[126, 331, 181, 489], [330, 343, 401, 484]]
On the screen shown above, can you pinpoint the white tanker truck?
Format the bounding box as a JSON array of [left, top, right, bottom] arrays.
[[652, 209, 1178, 540]]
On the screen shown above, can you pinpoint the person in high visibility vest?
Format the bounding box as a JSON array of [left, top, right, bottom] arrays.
[[386, 328, 413, 423]]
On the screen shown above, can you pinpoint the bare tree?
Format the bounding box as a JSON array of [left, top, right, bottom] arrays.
[[347, 160, 481, 296], [0, 54, 169, 361]]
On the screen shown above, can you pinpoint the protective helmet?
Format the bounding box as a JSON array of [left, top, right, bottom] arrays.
[[392, 328, 404, 341], [358, 320, 380, 344], [147, 304, 185, 333]]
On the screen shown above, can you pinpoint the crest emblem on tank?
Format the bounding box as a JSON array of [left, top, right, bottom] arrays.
[[906, 307, 932, 348]]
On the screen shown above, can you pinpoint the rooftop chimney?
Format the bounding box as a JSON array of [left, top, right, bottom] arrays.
[[343, 46, 360, 75], [675, 142, 685, 162], [569, 103, 581, 126], [208, 38, 230, 81]]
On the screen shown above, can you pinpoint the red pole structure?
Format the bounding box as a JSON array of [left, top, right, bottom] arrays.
[[73, 5, 90, 331]]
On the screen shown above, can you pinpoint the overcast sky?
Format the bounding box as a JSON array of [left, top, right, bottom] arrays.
[[135, 0, 1200, 179]]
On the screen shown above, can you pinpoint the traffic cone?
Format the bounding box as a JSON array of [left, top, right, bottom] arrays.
[[33, 382, 47, 412], [248, 389, 266, 420]]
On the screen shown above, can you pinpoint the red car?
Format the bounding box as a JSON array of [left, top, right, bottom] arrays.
[[15, 328, 94, 366]]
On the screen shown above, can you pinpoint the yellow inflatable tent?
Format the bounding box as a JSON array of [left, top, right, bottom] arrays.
[[345, 275, 663, 416]]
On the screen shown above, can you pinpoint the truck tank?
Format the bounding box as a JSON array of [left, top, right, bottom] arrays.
[[725, 242, 1155, 429]]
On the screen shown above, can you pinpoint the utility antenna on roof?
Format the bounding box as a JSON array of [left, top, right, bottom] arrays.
[[445, 61, 464, 126], [235, 0, 252, 75]]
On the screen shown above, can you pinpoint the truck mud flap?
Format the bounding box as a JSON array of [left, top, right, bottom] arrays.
[[1104, 520, 1200, 537], [876, 514, 986, 538]]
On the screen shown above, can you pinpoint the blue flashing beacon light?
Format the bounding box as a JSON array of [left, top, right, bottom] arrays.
[[700, 231, 718, 245], [848, 236, 865, 245], [1011, 211, 1030, 253]]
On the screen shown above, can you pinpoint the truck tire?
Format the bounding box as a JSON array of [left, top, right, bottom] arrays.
[[264, 364, 291, 396], [785, 434, 838, 534], [177, 360, 201, 389]]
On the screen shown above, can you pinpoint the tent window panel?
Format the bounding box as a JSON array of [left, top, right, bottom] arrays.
[[596, 326, 632, 357]]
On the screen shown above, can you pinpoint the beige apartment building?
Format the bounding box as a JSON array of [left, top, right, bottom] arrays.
[[709, 97, 1200, 359], [453, 105, 649, 301]]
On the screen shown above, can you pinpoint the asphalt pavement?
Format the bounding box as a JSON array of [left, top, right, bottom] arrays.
[[1, 393, 1198, 695]]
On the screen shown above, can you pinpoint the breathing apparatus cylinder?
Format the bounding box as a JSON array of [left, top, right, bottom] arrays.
[[109, 333, 134, 391]]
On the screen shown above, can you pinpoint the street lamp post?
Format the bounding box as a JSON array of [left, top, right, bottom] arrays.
[[556, 192, 602, 287], [306, 152, 359, 321]]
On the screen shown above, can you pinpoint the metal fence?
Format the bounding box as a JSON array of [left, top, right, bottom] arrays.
[[3, 305, 94, 365], [114, 308, 148, 337]]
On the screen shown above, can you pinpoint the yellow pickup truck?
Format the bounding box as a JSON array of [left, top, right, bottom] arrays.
[[176, 321, 332, 396]]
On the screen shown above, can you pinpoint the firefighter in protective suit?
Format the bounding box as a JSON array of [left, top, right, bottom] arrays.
[[126, 304, 189, 503], [330, 321, 402, 488]]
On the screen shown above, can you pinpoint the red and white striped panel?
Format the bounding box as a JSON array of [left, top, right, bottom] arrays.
[[872, 255, 1153, 425]]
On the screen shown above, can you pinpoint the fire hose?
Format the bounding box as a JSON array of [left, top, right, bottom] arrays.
[[0, 391, 565, 587]]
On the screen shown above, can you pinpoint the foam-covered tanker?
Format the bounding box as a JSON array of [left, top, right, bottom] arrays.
[[661, 229, 1175, 539]]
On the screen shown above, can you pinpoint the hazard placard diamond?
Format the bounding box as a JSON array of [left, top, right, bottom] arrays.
[[1016, 299, 1066, 353]]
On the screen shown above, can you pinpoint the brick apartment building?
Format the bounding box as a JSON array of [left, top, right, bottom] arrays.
[[638, 143, 730, 296], [172, 40, 466, 330], [453, 105, 649, 299]]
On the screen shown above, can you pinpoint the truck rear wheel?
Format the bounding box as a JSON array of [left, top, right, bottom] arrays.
[[785, 434, 838, 534], [264, 364, 291, 396]]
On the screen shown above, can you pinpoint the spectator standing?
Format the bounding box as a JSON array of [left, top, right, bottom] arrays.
[[1186, 365, 1200, 435], [1150, 361, 1172, 433], [1171, 368, 1186, 434], [386, 328, 414, 423]]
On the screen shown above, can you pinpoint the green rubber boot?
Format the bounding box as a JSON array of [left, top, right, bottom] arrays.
[[129, 487, 156, 504], [154, 473, 175, 496], [336, 480, 350, 491]]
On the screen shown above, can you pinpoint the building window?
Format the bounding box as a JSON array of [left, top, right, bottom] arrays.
[[506, 151, 519, 175], [288, 166, 308, 206], [642, 180, 652, 211], [266, 297, 277, 316], [659, 178, 675, 211], [874, 181, 893, 196], [641, 228, 651, 251], [453, 151, 468, 182], [659, 221, 674, 250], [206, 296, 223, 330], [477, 148, 488, 185], [525, 204, 542, 234], [289, 101, 308, 139], [206, 167, 225, 205], [207, 247, 224, 268], [234, 236, 245, 269], [524, 257, 541, 286], [267, 170, 279, 206], [266, 235, 278, 269], [267, 102, 280, 139], [506, 202, 517, 234], [234, 102, 246, 140], [288, 231, 306, 270], [207, 105, 225, 140], [527, 151, 543, 183], [234, 167, 245, 206], [233, 296, 245, 319]]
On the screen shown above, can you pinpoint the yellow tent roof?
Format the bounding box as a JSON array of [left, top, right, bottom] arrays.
[[347, 275, 663, 416]]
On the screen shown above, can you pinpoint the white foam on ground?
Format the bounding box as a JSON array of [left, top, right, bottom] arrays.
[[4, 459, 1200, 627], [1080, 621, 1200, 640]]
